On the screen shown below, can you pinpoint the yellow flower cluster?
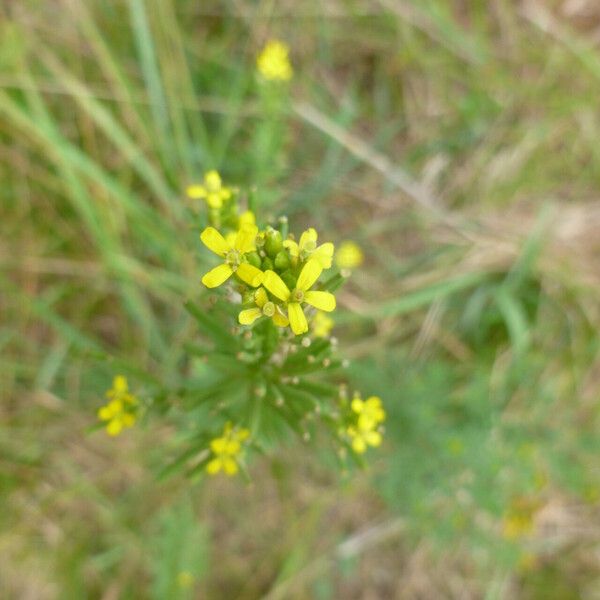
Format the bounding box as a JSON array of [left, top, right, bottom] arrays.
[[200, 216, 337, 336], [97, 375, 138, 436], [186, 170, 233, 209], [335, 241, 364, 269], [256, 40, 293, 81], [347, 395, 385, 453], [206, 422, 250, 476]]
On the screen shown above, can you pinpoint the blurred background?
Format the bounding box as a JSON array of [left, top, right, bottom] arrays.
[[2, 0, 600, 598]]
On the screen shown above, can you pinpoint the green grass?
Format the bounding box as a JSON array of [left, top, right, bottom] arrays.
[[2, 1, 600, 597]]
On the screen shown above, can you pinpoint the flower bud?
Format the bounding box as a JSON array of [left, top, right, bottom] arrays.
[[262, 257, 274, 271], [264, 229, 283, 257], [274, 250, 290, 270], [246, 251, 262, 268]]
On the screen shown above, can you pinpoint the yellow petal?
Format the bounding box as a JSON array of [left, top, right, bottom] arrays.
[[236, 428, 250, 441], [106, 419, 123, 436], [351, 435, 367, 454], [113, 375, 128, 392], [351, 398, 364, 413], [234, 225, 258, 254], [206, 193, 223, 209], [263, 270, 290, 301], [201, 264, 233, 288], [365, 430, 382, 447], [236, 263, 263, 287], [210, 437, 227, 454], [186, 184, 207, 199], [121, 413, 136, 427], [314, 243, 334, 268], [200, 227, 230, 256], [296, 259, 323, 291], [239, 308, 262, 325], [282, 239, 299, 257], [224, 440, 241, 455], [272, 310, 289, 327], [223, 457, 239, 475], [288, 302, 308, 335], [97, 406, 111, 421], [239, 210, 256, 228], [299, 228, 318, 249], [304, 291, 336, 312], [254, 287, 268, 308], [206, 458, 222, 475]]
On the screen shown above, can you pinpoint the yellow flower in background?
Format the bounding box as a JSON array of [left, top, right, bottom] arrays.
[[206, 423, 250, 476], [262, 259, 336, 335], [351, 395, 385, 430], [238, 210, 256, 229], [239, 287, 289, 328], [312, 311, 334, 338], [335, 241, 364, 269], [97, 375, 137, 436], [257, 39, 293, 81], [347, 424, 382, 454], [186, 170, 233, 209], [283, 228, 334, 269], [502, 497, 540, 540], [200, 225, 263, 288]]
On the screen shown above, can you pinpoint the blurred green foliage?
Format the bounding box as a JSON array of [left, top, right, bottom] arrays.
[[2, 0, 600, 597]]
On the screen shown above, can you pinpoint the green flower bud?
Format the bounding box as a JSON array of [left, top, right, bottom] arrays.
[[280, 270, 297, 290], [262, 257, 274, 271], [274, 250, 290, 271], [264, 229, 283, 257], [246, 251, 261, 268]]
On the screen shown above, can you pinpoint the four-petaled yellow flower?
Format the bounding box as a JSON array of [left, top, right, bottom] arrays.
[[335, 241, 364, 269], [262, 259, 336, 335], [239, 287, 289, 328], [347, 394, 385, 454], [347, 424, 382, 454], [256, 40, 293, 81], [206, 423, 250, 476], [352, 395, 385, 430], [97, 375, 138, 436], [284, 228, 334, 269], [200, 225, 264, 288], [312, 311, 334, 338], [186, 170, 233, 209]]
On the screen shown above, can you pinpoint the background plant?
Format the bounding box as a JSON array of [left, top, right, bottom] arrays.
[[2, 1, 600, 598]]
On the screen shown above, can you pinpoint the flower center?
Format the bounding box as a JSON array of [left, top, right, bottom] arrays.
[[225, 250, 240, 270], [262, 302, 275, 317], [292, 289, 304, 302]]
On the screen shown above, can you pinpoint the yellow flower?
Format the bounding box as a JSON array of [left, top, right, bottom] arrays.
[[239, 287, 289, 328], [335, 241, 363, 269], [256, 40, 293, 81], [312, 311, 334, 338], [262, 259, 336, 335], [206, 423, 250, 476], [200, 225, 264, 288], [186, 170, 233, 209], [238, 210, 256, 229], [97, 375, 137, 436], [347, 424, 382, 454], [283, 228, 334, 269], [351, 395, 385, 430]]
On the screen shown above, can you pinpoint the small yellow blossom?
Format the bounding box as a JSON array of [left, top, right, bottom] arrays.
[[283, 228, 334, 269], [502, 497, 540, 540], [206, 422, 250, 476], [177, 571, 195, 589], [200, 225, 264, 288], [186, 170, 233, 209], [347, 424, 382, 454], [351, 395, 385, 430], [312, 311, 334, 338], [262, 259, 336, 335], [97, 375, 137, 436], [239, 286, 289, 328], [256, 40, 293, 81], [335, 241, 364, 269]]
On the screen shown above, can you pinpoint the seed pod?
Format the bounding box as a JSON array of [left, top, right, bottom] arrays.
[[274, 250, 290, 270]]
